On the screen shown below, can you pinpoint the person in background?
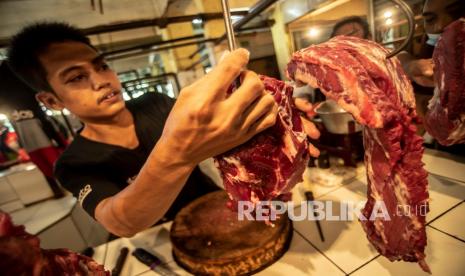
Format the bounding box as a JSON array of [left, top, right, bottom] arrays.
[[330, 15, 372, 40], [310, 16, 372, 103], [0, 61, 67, 197], [397, 0, 464, 88], [7, 22, 320, 237], [396, 0, 464, 153], [0, 119, 18, 165]]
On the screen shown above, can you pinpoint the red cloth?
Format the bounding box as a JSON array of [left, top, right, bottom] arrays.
[[27, 147, 63, 179]]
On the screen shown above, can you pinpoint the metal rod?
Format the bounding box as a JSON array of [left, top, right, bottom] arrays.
[[221, 0, 237, 51], [368, 0, 376, 41], [188, 0, 277, 59], [103, 34, 204, 56], [185, 55, 210, 70], [81, 12, 248, 35], [386, 0, 415, 58], [230, 0, 277, 31], [106, 38, 217, 61], [106, 25, 270, 61], [0, 12, 249, 48]]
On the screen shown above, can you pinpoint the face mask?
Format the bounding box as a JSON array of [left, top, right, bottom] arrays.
[[426, 33, 441, 47]]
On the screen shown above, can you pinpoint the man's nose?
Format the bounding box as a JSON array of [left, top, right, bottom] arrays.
[[91, 71, 110, 90], [436, 16, 454, 33]]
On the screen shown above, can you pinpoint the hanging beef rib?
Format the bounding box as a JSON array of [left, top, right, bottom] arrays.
[[287, 36, 430, 272], [214, 75, 309, 205], [424, 18, 465, 145]]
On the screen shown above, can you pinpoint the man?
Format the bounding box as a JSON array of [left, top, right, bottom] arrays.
[[397, 0, 464, 87], [7, 23, 319, 237], [397, 0, 464, 151], [330, 16, 372, 40]]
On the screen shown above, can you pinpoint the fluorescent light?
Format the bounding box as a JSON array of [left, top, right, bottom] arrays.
[[307, 28, 319, 37], [384, 10, 393, 18], [231, 15, 243, 22], [0, 114, 7, 121], [385, 18, 393, 25], [192, 18, 202, 24], [287, 8, 300, 17], [230, 7, 249, 13]]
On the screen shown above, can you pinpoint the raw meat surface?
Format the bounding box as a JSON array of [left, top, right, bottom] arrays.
[[214, 76, 309, 205], [425, 18, 465, 145], [287, 36, 430, 272], [0, 211, 109, 275]]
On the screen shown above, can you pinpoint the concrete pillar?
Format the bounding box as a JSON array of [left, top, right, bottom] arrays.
[[204, 19, 228, 66], [270, 2, 292, 80], [166, 22, 200, 70], [158, 29, 179, 73]]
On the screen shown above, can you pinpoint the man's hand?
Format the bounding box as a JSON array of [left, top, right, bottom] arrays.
[[405, 58, 435, 87], [157, 48, 278, 166], [294, 98, 320, 157]]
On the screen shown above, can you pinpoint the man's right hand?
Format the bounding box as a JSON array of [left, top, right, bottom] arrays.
[[156, 48, 278, 166], [405, 58, 435, 87]]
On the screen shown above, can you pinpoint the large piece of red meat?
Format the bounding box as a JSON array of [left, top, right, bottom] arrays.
[[287, 36, 430, 272], [214, 75, 310, 205], [0, 211, 109, 275], [424, 18, 465, 145]]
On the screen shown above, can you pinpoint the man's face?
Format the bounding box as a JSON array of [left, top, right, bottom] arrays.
[[333, 22, 366, 39], [423, 0, 462, 34], [38, 41, 124, 123]]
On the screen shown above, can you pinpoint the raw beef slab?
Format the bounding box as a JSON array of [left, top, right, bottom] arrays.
[[0, 211, 109, 275], [287, 36, 430, 272], [425, 18, 465, 145], [214, 75, 309, 205]]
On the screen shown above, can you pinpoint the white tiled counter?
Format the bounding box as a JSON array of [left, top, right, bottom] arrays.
[[0, 163, 54, 212], [422, 148, 465, 183], [10, 195, 109, 252], [94, 154, 465, 276]]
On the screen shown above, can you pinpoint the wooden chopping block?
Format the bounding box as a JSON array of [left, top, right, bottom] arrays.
[[170, 190, 293, 275]]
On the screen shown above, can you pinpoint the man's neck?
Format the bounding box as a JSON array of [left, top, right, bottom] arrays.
[[80, 108, 139, 149]]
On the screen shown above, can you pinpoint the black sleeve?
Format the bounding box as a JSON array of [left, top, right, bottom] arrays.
[[55, 164, 120, 218]]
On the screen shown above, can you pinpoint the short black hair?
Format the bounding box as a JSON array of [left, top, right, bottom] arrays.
[[7, 22, 94, 93], [445, 0, 465, 20], [330, 16, 371, 39], [423, 0, 465, 19]]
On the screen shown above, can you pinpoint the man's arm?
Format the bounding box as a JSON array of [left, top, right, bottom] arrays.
[[397, 51, 435, 87], [95, 141, 194, 237], [94, 49, 279, 237]]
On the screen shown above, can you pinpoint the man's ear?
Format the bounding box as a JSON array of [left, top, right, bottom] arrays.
[[35, 92, 65, 111]]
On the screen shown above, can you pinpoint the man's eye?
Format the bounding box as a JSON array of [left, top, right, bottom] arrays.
[[100, 63, 110, 71], [424, 15, 436, 24], [69, 75, 86, 83]]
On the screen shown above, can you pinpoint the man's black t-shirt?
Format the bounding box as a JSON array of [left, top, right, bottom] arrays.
[[54, 92, 218, 221]]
